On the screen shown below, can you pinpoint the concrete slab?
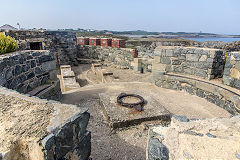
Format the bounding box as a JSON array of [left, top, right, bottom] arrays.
[[99, 90, 171, 129]]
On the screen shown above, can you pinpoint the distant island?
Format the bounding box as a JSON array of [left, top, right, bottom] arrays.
[[62, 28, 240, 39]]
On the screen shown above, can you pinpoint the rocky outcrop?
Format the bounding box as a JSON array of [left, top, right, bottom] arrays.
[[147, 115, 240, 160]]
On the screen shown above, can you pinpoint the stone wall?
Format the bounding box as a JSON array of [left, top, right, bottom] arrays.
[[223, 52, 240, 89], [129, 40, 240, 58], [153, 74, 240, 115], [5, 30, 78, 65], [153, 46, 225, 80], [0, 50, 56, 93], [77, 45, 134, 68], [0, 87, 91, 160]]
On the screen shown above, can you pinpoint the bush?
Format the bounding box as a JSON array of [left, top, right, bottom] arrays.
[[0, 32, 18, 54]]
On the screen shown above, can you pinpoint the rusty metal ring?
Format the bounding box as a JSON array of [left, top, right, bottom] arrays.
[[117, 93, 144, 111]]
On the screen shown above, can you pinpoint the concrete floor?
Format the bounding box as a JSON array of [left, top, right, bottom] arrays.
[[61, 82, 231, 160]]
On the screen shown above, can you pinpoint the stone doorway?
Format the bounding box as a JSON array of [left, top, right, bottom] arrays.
[[30, 42, 43, 50]]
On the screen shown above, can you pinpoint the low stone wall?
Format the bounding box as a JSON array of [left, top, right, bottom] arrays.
[[5, 30, 78, 65], [153, 46, 225, 80], [153, 74, 240, 115], [223, 52, 240, 89], [129, 40, 240, 58], [77, 45, 134, 68], [0, 87, 91, 160], [0, 50, 58, 94]]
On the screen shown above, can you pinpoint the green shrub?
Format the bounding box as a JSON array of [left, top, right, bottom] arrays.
[[0, 32, 18, 54]]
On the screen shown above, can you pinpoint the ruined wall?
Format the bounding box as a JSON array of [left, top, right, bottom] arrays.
[[77, 45, 134, 68], [223, 52, 240, 89], [0, 87, 91, 160], [0, 50, 56, 93], [153, 46, 225, 80], [5, 30, 78, 65]]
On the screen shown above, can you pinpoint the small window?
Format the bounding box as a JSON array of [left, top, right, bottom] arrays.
[[113, 41, 117, 45], [80, 40, 83, 42], [30, 42, 43, 50], [91, 40, 94, 43], [102, 41, 106, 44]]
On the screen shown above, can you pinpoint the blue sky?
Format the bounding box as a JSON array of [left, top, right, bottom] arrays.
[[0, 0, 239, 34]]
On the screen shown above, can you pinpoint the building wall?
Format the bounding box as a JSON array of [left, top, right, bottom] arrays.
[[0, 50, 57, 94], [223, 52, 240, 89], [153, 46, 225, 80], [5, 30, 78, 65]]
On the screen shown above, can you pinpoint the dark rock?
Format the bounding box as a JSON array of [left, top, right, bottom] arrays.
[[148, 137, 169, 160], [32, 52, 41, 56], [183, 131, 204, 137], [172, 115, 189, 122], [27, 72, 35, 79], [30, 60, 36, 68], [206, 133, 217, 138], [69, 131, 91, 160], [19, 57, 24, 64], [5, 69, 13, 80], [15, 65, 22, 75], [35, 67, 42, 74], [23, 64, 30, 72], [42, 133, 55, 150]]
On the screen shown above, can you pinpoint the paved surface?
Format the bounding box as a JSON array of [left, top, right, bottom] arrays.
[[61, 82, 231, 160]]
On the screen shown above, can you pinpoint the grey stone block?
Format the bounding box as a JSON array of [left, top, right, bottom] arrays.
[[147, 137, 169, 160], [160, 57, 171, 64], [42, 60, 56, 72]]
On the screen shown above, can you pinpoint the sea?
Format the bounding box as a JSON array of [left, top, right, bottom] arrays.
[[185, 37, 240, 43]]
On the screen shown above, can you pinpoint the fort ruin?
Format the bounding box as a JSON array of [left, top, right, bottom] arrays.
[[0, 30, 240, 160]]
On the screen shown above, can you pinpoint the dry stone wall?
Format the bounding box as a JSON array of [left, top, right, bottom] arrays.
[[153, 46, 225, 80], [77, 45, 134, 68], [5, 30, 78, 65], [223, 52, 240, 89]]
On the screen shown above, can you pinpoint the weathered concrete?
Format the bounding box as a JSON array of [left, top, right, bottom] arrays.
[[0, 87, 91, 160], [60, 65, 80, 92], [100, 90, 175, 129]]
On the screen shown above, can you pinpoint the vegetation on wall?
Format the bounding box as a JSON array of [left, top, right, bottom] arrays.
[[0, 32, 18, 54]]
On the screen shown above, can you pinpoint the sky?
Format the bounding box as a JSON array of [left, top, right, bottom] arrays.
[[0, 0, 239, 35]]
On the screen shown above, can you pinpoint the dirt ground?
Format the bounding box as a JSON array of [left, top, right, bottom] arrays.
[[72, 64, 151, 86], [61, 65, 231, 160]]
